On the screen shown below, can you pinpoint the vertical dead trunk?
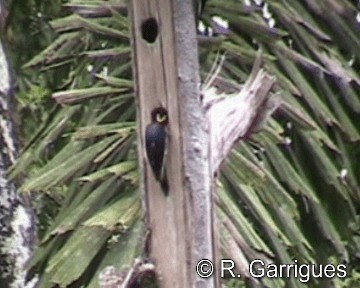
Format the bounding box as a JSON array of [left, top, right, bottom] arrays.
[[130, 0, 217, 287]]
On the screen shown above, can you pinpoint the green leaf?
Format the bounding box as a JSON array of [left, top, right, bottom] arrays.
[[52, 87, 131, 104], [78, 161, 137, 182], [83, 190, 140, 230], [46, 227, 111, 287], [21, 135, 120, 192]]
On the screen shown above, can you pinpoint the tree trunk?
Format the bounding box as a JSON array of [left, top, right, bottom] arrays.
[[130, 0, 217, 287], [0, 37, 37, 288]]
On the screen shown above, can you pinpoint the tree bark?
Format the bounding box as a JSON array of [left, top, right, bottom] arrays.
[[0, 37, 37, 288], [130, 0, 216, 287], [203, 54, 279, 173]]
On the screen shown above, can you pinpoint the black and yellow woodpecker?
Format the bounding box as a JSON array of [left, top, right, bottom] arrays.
[[145, 107, 169, 193]]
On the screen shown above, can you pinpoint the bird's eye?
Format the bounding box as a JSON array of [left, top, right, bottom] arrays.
[[156, 113, 167, 123]]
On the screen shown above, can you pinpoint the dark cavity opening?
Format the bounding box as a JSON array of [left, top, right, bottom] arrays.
[[141, 18, 159, 43]]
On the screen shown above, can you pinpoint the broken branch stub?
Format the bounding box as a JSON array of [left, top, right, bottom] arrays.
[[203, 60, 279, 174]]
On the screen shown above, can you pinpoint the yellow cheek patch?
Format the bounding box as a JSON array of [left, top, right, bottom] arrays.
[[156, 113, 167, 123]]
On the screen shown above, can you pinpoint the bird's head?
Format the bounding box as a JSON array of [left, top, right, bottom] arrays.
[[151, 107, 168, 125]]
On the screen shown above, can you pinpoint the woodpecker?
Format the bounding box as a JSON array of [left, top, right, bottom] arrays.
[[145, 107, 169, 193]]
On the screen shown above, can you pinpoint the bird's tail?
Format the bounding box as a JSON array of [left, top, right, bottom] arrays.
[[160, 174, 169, 196], [153, 164, 169, 195]]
